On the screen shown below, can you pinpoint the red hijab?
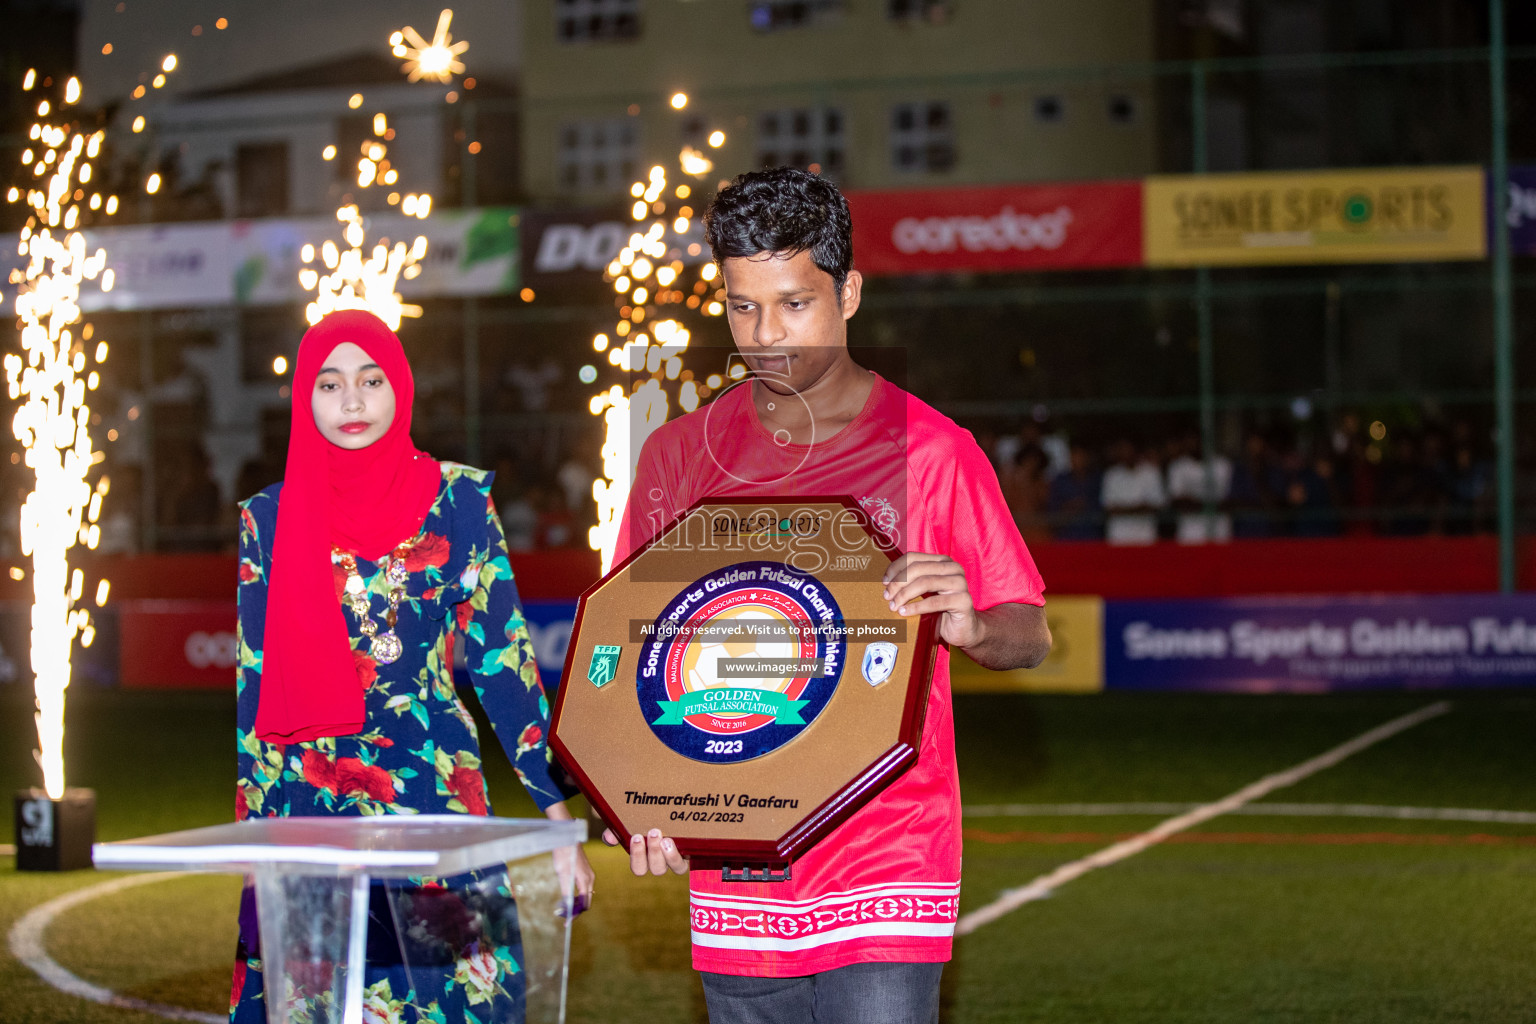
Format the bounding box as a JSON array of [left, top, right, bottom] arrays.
[[255, 310, 441, 743]]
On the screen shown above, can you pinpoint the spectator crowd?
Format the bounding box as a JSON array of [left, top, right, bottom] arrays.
[[980, 415, 1497, 545], [54, 404, 1501, 556]]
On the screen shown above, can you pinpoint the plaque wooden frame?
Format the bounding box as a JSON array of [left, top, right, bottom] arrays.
[[550, 496, 938, 865]]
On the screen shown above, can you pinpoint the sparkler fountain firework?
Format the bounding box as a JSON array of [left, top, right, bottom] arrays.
[[5, 69, 116, 809], [299, 10, 462, 327], [588, 94, 734, 571]]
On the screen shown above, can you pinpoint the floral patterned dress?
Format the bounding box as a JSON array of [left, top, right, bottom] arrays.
[[231, 463, 574, 1024]]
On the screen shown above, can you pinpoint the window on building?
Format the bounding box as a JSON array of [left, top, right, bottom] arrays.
[[757, 107, 845, 177], [887, 0, 951, 23], [748, 0, 840, 32], [556, 0, 641, 42], [1034, 95, 1064, 123], [557, 117, 639, 192], [235, 141, 289, 217], [890, 101, 953, 173]]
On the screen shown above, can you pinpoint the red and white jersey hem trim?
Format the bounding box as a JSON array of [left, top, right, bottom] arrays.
[[690, 879, 961, 953], [692, 879, 961, 912], [692, 922, 955, 953]]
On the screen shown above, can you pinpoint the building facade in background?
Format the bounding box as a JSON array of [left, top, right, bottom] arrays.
[[75, 1, 526, 218], [75, 0, 523, 106], [520, 0, 1159, 201]]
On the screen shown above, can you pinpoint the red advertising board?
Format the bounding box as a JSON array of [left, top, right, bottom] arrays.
[[107, 551, 604, 689], [846, 180, 1142, 277], [91, 539, 1536, 689], [119, 600, 237, 689]]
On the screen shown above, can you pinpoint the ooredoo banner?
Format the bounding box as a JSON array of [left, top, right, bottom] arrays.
[[36, 591, 1536, 693], [1104, 593, 1536, 692], [846, 180, 1143, 277], [119, 600, 237, 689], [114, 598, 577, 690]]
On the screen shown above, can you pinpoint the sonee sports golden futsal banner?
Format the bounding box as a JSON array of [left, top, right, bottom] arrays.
[[1144, 166, 1486, 267], [550, 499, 937, 866]]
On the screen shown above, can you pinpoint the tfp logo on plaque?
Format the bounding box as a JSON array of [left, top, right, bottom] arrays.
[[587, 645, 621, 687], [550, 499, 936, 867]]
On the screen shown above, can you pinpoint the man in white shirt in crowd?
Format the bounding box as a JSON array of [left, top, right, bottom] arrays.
[[1165, 431, 1233, 543], [1100, 439, 1167, 544]]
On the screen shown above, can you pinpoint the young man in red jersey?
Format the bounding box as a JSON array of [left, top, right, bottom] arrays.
[[606, 167, 1051, 1023]]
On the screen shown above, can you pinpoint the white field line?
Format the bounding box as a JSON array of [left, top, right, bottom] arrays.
[[964, 802, 1536, 825], [8, 871, 223, 1024], [956, 700, 1453, 936]]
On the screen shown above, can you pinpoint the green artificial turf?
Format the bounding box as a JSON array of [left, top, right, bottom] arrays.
[[47, 872, 242, 1011], [952, 839, 1536, 1023], [1, 687, 1532, 1023]]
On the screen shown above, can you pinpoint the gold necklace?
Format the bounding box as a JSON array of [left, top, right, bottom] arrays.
[[334, 547, 410, 665]]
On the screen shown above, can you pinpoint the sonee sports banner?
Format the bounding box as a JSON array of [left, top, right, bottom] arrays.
[[1143, 166, 1487, 267]]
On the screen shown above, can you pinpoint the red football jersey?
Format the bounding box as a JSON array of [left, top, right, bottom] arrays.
[[615, 371, 1045, 976]]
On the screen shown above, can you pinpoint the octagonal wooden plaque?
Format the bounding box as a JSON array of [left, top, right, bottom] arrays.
[[550, 497, 938, 864]]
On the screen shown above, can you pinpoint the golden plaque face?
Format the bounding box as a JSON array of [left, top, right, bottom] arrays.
[[550, 498, 937, 864]]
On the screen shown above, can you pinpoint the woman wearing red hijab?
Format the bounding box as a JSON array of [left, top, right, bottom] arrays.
[[230, 310, 593, 1023]]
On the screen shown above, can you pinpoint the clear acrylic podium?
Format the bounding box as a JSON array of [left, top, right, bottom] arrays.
[[93, 816, 587, 1024]]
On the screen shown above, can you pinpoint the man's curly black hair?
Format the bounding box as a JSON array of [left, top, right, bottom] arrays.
[[703, 167, 853, 294]]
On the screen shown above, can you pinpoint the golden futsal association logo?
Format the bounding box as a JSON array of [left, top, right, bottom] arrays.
[[636, 560, 846, 764]]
